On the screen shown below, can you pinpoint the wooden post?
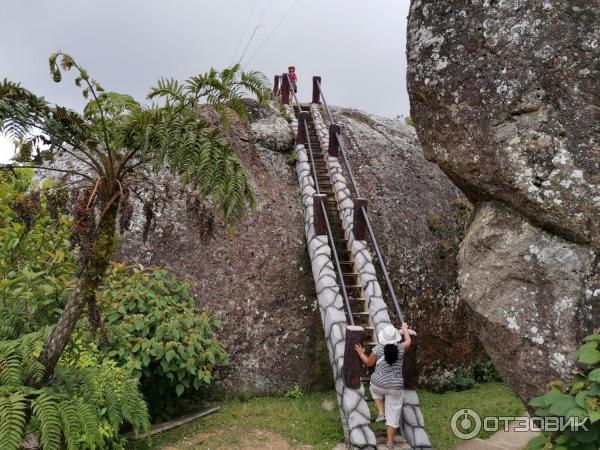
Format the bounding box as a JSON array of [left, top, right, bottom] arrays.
[[353, 198, 368, 241], [328, 124, 340, 157], [296, 112, 310, 146], [313, 194, 327, 236], [402, 330, 418, 390], [273, 75, 281, 98], [312, 76, 322, 104], [343, 325, 365, 388], [281, 73, 290, 105]]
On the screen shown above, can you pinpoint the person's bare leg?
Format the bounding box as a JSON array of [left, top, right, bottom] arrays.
[[387, 425, 395, 446], [374, 399, 385, 416]]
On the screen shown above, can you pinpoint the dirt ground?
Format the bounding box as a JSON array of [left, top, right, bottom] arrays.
[[161, 427, 314, 450]]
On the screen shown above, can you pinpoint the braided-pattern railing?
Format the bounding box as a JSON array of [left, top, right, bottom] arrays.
[[285, 104, 377, 449], [310, 105, 433, 449]]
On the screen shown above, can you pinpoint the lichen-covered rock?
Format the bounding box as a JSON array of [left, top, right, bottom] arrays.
[[117, 103, 329, 394], [407, 0, 600, 247], [459, 202, 599, 401], [330, 107, 485, 387]]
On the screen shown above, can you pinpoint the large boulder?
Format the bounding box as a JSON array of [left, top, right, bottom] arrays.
[[459, 202, 599, 401], [331, 108, 485, 388], [407, 0, 600, 400], [407, 0, 600, 247], [117, 104, 333, 394]]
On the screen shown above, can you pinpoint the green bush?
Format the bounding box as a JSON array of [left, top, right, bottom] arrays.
[[447, 367, 476, 392], [0, 175, 150, 450], [97, 265, 228, 418], [473, 359, 501, 383], [0, 174, 76, 337], [528, 329, 600, 450]]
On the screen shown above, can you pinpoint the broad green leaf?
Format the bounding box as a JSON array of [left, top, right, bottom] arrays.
[[588, 368, 600, 383], [549, 395, 578, 416], [527, 434, 549, 450]]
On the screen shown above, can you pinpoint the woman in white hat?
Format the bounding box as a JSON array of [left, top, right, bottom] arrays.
[[355, 323, 411, 450]]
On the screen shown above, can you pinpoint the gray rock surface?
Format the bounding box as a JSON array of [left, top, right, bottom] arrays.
[[458, 202, 599, 401], [117, 104, 330, 394], [407, 0, 600, 247], [407, 0, 600, 401], [328, 107, 485, 387]]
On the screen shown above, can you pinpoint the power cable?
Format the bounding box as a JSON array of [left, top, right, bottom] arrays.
[[243, 0, 300, 68], [237, 0, 274, 65], [230, 0, 259, 65]]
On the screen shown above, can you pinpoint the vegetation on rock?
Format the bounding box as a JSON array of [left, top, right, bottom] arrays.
[[528, 329, 600, 450]]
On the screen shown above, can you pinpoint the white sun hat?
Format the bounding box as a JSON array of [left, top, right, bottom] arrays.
[[378, 325, 402, 346]]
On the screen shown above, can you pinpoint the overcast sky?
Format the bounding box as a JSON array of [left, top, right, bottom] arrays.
[[0, 0, 410, 162]]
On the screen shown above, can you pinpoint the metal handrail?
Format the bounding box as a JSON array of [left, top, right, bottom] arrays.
[[315, 79, 405, 324], [300, 115, 355, 326]]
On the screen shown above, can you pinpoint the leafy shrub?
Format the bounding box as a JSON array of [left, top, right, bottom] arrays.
[[447, 367, 476, 392], [285, 384, 304, 400], [474, 359, 501, 383], [404, 116, 414, 127], [0, 174, 76, 337], [528, 329, 600, 450], [97, 265, 228, 417]]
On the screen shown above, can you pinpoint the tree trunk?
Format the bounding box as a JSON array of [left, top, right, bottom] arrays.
[[30, 200, 119, 386]]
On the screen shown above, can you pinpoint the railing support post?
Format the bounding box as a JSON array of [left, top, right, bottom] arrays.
[[328, 124, 340, 157], [342, 325, 365, 388], [281, 73, 290, 105], [296, 111, 310, 146], [313, 194, 327, 236], [353, 198, 368, 241], [312, 76, 321, 104], [402, 330, 418, 389], [272, 75, 281, 98]]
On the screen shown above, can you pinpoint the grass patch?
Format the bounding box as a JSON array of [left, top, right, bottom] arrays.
[[128, 382, 524, 450], [127, 391, 343, 450], [419, 382, 525, 450]]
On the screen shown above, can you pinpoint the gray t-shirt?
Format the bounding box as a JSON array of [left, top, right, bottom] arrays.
[[370, 343, 404, 390]]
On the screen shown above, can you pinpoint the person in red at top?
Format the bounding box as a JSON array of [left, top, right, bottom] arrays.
[[288, 66, 297, 93]]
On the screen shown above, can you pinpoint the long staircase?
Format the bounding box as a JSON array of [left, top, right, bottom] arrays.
[[295, 104, 378, 351], [294, 105, 410, 449], [278, 73, 431, 450]]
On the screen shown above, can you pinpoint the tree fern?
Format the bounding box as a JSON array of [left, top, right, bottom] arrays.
[[2, 53, 268, 388]]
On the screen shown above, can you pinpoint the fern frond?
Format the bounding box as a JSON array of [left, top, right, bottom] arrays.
[[32, 391, 61, 450], [0, 392, 29, 450]]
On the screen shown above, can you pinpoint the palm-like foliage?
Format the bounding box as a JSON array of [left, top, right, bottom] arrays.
[[0, 52, 270, 383]]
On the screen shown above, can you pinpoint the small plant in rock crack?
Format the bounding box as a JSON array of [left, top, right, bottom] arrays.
[[285, 384, 304, 400], [287, 152, 298, 166]]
